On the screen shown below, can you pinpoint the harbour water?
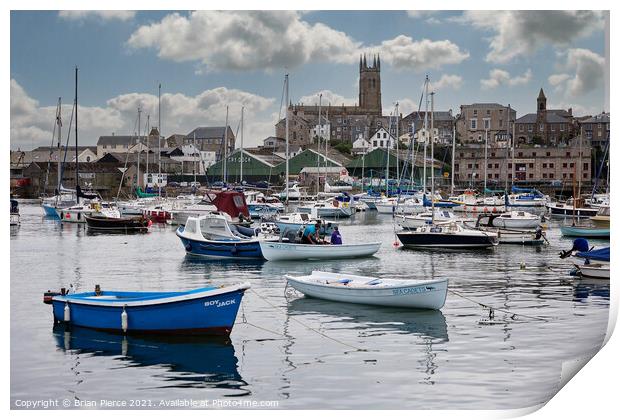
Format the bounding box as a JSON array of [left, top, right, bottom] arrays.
[[11, 203, 610, 409]]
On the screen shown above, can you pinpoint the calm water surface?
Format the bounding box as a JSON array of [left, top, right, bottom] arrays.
[[10, 203, 610, 409]]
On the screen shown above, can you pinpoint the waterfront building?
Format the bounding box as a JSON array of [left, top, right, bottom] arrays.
[[400, 111, 456, 145], [514, 89, 576, 146], [456, 103, 516, 145], [581, 112, 610, 147], [183, 126, 235, 162]]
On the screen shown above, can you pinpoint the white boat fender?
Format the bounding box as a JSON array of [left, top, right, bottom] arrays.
[[121, 306, 128, 333], [64, 303, 70, 322]]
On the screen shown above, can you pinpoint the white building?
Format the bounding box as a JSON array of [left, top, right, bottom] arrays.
[[369, 127, 396, 150], [171, 144, 217, 174], [352, 133, 371, 155]]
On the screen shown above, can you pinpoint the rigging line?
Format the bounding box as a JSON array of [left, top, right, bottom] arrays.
[[59, 101, 76, 187], [116, 113, 140, 200], [248, 289, 366, 352], [44, 101, 61, 193], [447, 289, 549, 322]]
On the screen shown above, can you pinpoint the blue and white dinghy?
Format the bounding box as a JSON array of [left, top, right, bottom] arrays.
[[46, 283, 250, 335], [285, 271, 448, 309]]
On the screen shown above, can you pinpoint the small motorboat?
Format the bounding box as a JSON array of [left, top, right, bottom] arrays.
[[560, 225, 610, 238], [285, 271, 448, 310], [56, 203, 96, 223], [589, 205, 610, 228], [176, 213, 279, 259], [259, 240, 381, 261], [480, 210, 541, 229], [399, 210, 460, 230], [45, 283, 250, 335], [573, 262, 610, 279], [10, 199, 20, 226], [297, 198, 354, 218], [465, 216, 547, 246], [546, 200, 598, 218], [397, 222, 499, 249], [375, 196, 424, 215], [167, 199, 218, 226], [84, 214, 151, 232]]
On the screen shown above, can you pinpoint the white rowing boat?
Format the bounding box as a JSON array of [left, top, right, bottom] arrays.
[[285, 271, 448, 309], [259, 241, 380, 261], [574, 263, 610, 279]]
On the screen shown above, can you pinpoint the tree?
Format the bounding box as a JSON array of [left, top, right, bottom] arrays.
[[334, 142, 352, 155]]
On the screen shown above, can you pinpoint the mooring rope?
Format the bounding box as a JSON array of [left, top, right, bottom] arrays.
[[448, 289, 549, 322], [249, 289, 366, 352]]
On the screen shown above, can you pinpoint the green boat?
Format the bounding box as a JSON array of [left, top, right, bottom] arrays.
[[135, 186, 158, 198], [560, 225, 610, 238]]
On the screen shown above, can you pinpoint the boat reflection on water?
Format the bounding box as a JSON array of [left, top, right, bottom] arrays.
[[52, 324, 246, 391], [286, 297, 448, 342], [572, 278, 610, 302]]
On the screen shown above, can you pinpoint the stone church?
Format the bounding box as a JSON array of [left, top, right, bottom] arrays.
[[275, 54, 391, 146]]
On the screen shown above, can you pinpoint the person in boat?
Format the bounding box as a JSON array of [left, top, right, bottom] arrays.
[[94, 284, 102, 296], [330, 226, 342, 245], [302, 220, 326, 244]]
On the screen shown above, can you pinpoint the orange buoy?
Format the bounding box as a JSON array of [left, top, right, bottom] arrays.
[[493, 207, 497, 213]]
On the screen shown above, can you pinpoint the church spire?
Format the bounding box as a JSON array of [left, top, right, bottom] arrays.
[[363, 54, 367, 68], [538, 88, 546, 99], [373, 54, 377, 68]]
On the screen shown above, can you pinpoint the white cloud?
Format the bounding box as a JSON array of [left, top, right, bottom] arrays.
[[10, 79, 276, 150], [297, 90, 356, 107], [459, 11, 605, 63], [128, 11, 468, 72], [127, 11, 360, 71], [369, 35, 469, 71], [58, 11, 136, 21], [549, 48, 605, 96], [407, 11, 437, 18], [393, 98, 419, 116], [432, 74, 463, 91], [480, 68, 532, 89]]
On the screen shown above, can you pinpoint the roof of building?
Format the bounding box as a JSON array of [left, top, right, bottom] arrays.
[[97, 135, 145, 146], [460, 103, 508, 109], [402, 111, 455, 122], [582, 113, 610, 124], [185, 126, 234, 140], [515, 113, 570, 124]]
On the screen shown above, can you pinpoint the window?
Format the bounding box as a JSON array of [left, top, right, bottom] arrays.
[[483, 118, 491, 129], [486, 109, 490, 115], [540, 124, 544, 131], [473, 110, 478, 116], [546, 152, 551, 157], [488, 163, 492, 169], [508, 163, 512, 169], [551, 125, 555, 132], [569, 162, 574, 168], [518, 152, 523, 157], [494, 163, 499, 169], [529, 163, 534, 168], [549, 163, 554, 168], [532, 152, 536, 157], [543, 163, 547, 168], [475, 163, 479, 169], [499, 119, 503, 128], [528, 125, 533, 132], [560, 124, 565, 131], [583, 162, 589, 170], [470, 119, 477, 130], [468, 163, 473, 169], [566, 152, 571, 158], [519, 125, 524, 132], [529, 173, 534, 179], [383, 133, 387, 139], [86, 156, 91, 162], [584, 172, 589, 179], [563, 163, 568, 168]]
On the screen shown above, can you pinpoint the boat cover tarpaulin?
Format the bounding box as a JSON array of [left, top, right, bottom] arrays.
[[210, 190, 250, 218], [576, 247, 610, 262]]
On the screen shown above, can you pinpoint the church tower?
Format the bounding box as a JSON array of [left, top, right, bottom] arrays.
[[537, 88, 547, 113], [359, 53, 382, 114]]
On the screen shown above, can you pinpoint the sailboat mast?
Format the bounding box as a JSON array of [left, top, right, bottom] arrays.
[[430, 91, 435, 223], [240, 106, 244, 184], [193, 132, 197, 185], [158, 83, 161, 197], [146, 114, 150, 186], [284, 74, 290, 204], [317, 94, 322, 195], [511, 114, 515, 188], [385, 117, 389, 193], [137, 106, 142, 189], [484, 128, 488, 198], [451, 116, 456, 196], [74, 66, 79, 204], [395, 102, 400, 186], [223, 106, 229, 184], [423, 76, 429, 192], [57, 98, 62, 194], [504, 104, 510, 193]]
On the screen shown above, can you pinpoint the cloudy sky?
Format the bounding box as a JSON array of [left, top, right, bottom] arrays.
[[10, 10, 608, 150]]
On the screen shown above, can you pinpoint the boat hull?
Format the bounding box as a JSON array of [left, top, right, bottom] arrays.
[[546, 204, 598, 218], [275, 221, 336, 236], [178, 235, 266, 259], [85, 215, 150, 232], [52, 286, 248, 335], [286, 277, 448, 310], [397, 232, 497, 249], [560, 225, 610, 238], [42, 204, 61, 218], [575, 263, 610, 279], [260, 241, 381, 261], [375, 203, 424, 215], [56, 208, 93, 223]]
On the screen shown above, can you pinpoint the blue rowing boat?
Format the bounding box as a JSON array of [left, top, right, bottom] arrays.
[[49, 283, 250, 335]]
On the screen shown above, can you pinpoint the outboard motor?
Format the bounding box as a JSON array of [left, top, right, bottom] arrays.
[[559, 238, 590, 259]]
